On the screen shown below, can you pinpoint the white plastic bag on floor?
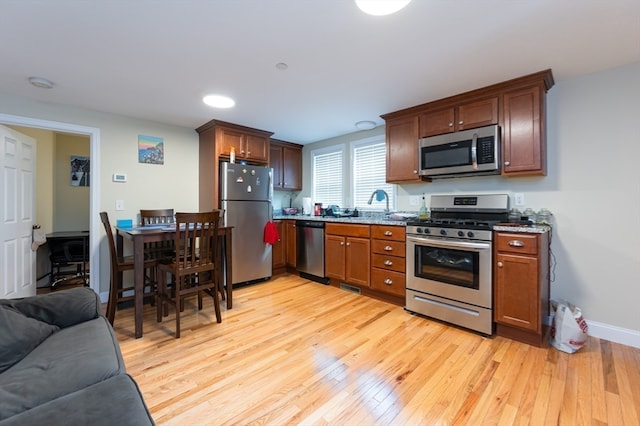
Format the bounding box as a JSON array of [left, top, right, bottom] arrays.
[[549, 300, 589, 353]]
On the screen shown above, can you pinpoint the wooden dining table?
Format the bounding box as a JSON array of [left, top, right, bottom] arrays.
[[116, 224, 233, 338]]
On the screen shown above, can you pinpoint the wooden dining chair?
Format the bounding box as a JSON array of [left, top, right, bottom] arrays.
[[100, 212, 158, 325], [156, 211, 222, 338], [140, 209, 175, 261]]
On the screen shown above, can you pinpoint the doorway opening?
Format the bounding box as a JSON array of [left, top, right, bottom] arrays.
[[0, 113, 101, 299]]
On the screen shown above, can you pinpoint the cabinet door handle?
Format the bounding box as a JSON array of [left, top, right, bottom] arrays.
[[508, 240, 524, 247], [384, 278, 393, 285], [497, 261, 503, 267], [458, 120, 464, 125], [384, 246, 393, 251], [247, 151, 251, 156], [448, 122, 453, 127], [346, 242, 350, 246], [413, 170, 418, 174], [384, 231, 393, 236], [340, 241, 344, 246], [504, 161, 510, 166]]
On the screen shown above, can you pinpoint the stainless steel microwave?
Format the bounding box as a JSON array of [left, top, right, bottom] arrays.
[[418, 125, 501, 179]]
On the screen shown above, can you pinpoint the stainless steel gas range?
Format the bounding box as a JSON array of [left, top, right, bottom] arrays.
[[405, 194, 510, 335]]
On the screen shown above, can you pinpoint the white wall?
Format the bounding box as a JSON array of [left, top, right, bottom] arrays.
[[301, 62, 640, 345], [0, 95, 200, 295]]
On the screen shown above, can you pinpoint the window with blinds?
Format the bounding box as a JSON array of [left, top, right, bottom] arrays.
[[312, 147, 344, 206], [352, 141, 394, 210]]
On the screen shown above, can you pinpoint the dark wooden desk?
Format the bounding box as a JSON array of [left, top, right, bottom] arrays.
[[116, 225, 233, 338]]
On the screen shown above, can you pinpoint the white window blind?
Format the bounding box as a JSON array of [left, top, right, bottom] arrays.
[[353, 142, 395, 210], [312, 148, 343, 206]]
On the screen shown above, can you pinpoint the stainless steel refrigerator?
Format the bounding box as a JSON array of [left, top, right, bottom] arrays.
[[220, 162, 273, 285]]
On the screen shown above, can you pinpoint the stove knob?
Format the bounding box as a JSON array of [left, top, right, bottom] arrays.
[[467, 231, 475, 238], [424, 228, 431, 234], [416, 227, 423, 234], [440, 229, 447, 236], [457, 231, 464, 237]]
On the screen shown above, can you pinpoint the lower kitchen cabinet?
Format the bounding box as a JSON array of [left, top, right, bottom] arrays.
[[494, 230, 550, 347], [325, 223, 370, 287], [271, 220, 286, 272], [370, 225, 406, 298], [285, 220, 296, 268]]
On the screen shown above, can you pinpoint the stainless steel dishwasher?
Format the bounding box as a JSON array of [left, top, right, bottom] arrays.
[[295, 220, 329, 284]]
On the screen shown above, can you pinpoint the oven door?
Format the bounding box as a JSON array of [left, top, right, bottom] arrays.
[[406, 235, 492, 309]]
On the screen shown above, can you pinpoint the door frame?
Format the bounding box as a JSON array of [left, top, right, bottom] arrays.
[[0, 113, 101, 299]]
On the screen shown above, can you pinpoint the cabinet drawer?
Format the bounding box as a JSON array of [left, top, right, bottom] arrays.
[[372, 253, 405, 273], [326, 223, 370, 238], [371, 239, 405, 256], [496, 233, 538, 255], [371, 269, 406, 297], [371, 225, 406, 241]]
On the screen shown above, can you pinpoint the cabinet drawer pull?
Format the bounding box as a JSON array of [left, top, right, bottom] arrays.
[[241, 150, 246, 154], [508, 240, 524, 247], [384, 279, 393, 285], [384, 260, 393, 266], [384, 246, 393, 251], [497, 261, 503, 267], [384, 231, 393, 236]]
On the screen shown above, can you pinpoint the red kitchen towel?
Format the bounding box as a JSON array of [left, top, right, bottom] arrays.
[[263, 221, 280, 245]]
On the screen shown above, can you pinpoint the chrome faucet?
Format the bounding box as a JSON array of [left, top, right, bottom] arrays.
[[367, 189, 389, 213]]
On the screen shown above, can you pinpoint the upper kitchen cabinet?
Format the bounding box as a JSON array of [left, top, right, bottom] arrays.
[[418, 97, 498, 137], [384, 115, 421, 183], [196, 119, 273, 211], [270, 139, 302, 191], [381, 69, 554, 181]]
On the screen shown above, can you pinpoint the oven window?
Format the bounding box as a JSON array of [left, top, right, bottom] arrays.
[[414, 245, 479, 289]]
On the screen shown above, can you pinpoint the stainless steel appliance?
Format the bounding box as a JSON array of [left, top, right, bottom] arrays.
[[418, 125, 501, 179], [405, 193, 510, 335], [220, 162, 272, 285], [295, 220, 328, 284]]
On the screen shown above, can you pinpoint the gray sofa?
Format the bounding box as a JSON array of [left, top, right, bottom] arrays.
[[0, 287, 154, 425]]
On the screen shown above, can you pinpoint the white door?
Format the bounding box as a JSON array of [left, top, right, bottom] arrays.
[[0, 125, 36, 298]]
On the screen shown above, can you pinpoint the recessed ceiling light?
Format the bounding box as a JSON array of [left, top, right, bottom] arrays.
[[28, 76, 54, 89], [355, 120, 377, 130], [203, 94, 235, 108], [275, 62, 288, 71], [355, 0, 411, 16]]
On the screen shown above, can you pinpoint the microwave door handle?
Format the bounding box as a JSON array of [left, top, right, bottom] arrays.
[[471, 133, 478, 169]]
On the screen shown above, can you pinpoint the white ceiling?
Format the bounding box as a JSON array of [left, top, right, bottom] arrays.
[[1, 1, 638, 144]]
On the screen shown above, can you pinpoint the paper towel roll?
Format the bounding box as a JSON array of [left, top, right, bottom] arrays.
[[302, 197, 312, 215]]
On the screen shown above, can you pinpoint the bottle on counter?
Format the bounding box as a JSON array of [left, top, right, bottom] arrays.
[[419, 195, 429, 220]]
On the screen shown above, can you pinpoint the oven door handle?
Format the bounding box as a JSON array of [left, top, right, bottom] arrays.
[[471, 132, 478, 169], [407, 236, 490, 252]]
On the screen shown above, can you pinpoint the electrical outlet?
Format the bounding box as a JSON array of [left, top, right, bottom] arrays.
[[409, 195, 420, 206], [514, 193, 525, 206], [115, 200, 125, 211]]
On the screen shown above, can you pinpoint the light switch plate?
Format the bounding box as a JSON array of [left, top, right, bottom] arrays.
[[115, 200, 125, 211], [514, 193, 525, 206]]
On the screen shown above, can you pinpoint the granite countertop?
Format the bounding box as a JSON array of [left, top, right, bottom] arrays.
[[493, 224, 551, 233], [272, 214, 408, 226]]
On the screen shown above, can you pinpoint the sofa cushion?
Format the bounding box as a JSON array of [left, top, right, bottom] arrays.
[[0, 287, 100, 329], [0, 305, 59, 374], [0, 316, 126, 420], [0, 374, 155, 426]]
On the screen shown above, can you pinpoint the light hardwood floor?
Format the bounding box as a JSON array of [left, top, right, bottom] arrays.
[[113, 274, 640, 425]]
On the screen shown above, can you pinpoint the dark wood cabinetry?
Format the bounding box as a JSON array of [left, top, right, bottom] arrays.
[[272, 220, 297, 275], [270, 139, 302, 191], [370, 225, 405, 298], [381, 70, 554, 181], [385, 115, 420, 183], [494, 230, 550, 347], [272, 220, 286, 271], [419, 97, 498, 137], [325, 223, 370, 287], [285, 220, 296, 268], [197, 119, 273, 211]]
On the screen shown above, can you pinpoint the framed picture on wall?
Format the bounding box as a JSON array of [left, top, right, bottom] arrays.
[[138, 134, 164, 165], [70, 155, 90, 187]]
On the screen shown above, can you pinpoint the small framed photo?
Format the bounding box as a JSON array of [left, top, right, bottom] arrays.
[[138, 135, 164, 165]]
